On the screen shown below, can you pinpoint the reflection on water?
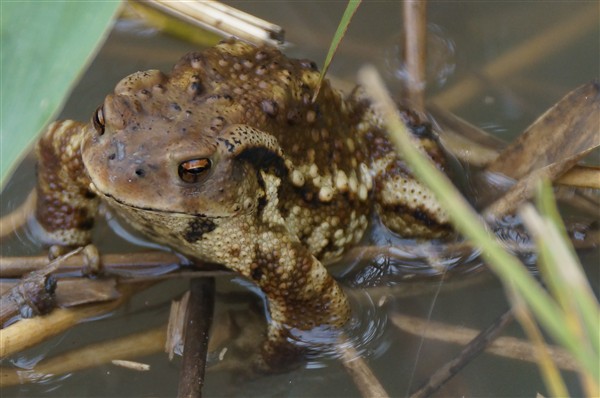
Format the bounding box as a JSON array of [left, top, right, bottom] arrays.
[[341, 213, 486, 285], [1, 1, 598, 397]]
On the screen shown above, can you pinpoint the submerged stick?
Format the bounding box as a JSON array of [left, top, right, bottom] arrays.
[[340, 343, 390, 398], [0, 325, 166, 386], [177, 278, 215, 398], [506, 284, 569, 397], [391, 313, 578, 372], [407, 309, 514, 398]]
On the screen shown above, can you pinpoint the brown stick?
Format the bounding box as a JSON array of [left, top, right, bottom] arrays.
[[0, 325, 166, 386], [483, 81, 600, 219], [340, 342, 390, 398], [0, 282, 150, 358], [408, 309, 514, 398], [0, 271, 56, 327], [557, 166, 600, 190], [391, 313, 578, 371], [431, 105, 600, 190], [0, 251, 228, 278], [485, 82, 600, 181], [0, 249, 84, 326], [505, 284, 569, 397], [402, 0, 427, 115], [1, 278, 121, 308], [177, 278, 215, 398]]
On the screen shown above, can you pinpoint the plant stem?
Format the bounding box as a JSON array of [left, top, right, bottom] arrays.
[[0, 251, 228, 278], [408, 309, 514, 398], [358, 65, 598, 380], [0, 326, 166, 386], [402, 0, 427, 115], [177, 278, 215, 398]]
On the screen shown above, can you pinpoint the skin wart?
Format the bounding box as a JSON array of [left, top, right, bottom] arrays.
[[34, 39, 451, 369]]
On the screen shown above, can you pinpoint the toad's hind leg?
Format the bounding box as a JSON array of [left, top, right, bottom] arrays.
[[373, 153, 451, 238]]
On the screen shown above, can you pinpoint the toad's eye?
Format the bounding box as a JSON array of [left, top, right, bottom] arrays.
[[92, 106, 105, 135], [178, 158, 212, 183]]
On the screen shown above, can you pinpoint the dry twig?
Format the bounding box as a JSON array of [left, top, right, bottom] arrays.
[[340, 343, 390, 398], [129, 0, 284, 46], [484, 82, 600, 218], [0, 326, 166, 386], [1, 277, 120, 308], [0, 268, 56, 326], [391, 313, 578, 372], [166, 290, 190, 360], [401, 0, 427, 115], [0, 251, 189, 278], [0, 282, 151, 358], [485, 82, 600, 181], [407, 309, 514, 398], [557, 166, 600, 190], [177, 278, 215, 398]]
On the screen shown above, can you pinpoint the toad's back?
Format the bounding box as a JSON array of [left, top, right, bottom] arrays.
[[180, 40, 378, 260]]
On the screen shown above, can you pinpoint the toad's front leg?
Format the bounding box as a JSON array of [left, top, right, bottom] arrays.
[[255, 227, 350, 369], [34, 120, 98, 250], [205, 172, 351, 370]]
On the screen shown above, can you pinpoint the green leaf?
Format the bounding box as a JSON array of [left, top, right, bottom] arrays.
[[1, 1, 121, 189], [313, 0, 361, 100]]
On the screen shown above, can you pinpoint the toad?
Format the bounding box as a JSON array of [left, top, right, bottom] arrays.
[[34, 39, 450, 368]]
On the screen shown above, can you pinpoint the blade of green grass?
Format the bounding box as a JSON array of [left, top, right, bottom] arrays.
[[534, 182, 599, 354], [506, 284, 570, 397], [519, 201, 599, 393], [313, 0, 361, 101], [1, 1, 122, 190], [358, 65, 600, 382]]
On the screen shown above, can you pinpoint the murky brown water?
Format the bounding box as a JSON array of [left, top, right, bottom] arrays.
[[2, 2, 598, 397]]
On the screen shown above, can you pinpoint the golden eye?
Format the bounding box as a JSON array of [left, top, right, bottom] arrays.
[[178, 158, 212, 183], [92, 106, 105, 135]]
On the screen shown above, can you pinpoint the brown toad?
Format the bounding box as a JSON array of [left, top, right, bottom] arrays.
[[34, 39, 450, 367]]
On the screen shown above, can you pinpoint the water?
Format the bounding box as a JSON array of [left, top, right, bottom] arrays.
[[1, 2, 598, 397]]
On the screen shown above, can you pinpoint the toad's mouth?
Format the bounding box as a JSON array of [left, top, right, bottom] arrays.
[[91, 184, 223, 219]]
